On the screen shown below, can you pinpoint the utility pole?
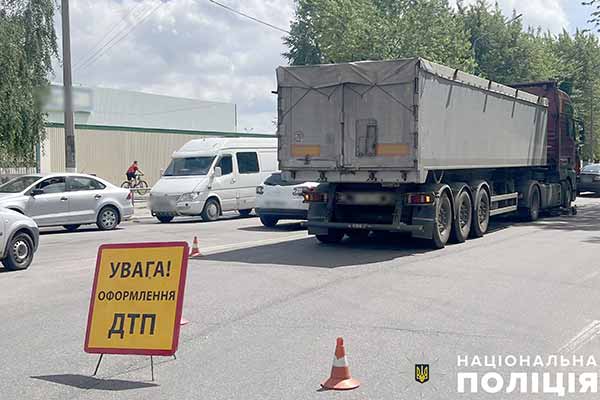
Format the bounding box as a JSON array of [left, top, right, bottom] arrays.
[[61, 0, 76, 172]]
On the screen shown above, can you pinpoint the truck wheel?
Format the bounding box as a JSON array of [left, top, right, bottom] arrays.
[[432, 192, 452, 249], [523, 186, 541, 222], [451, 191, 472, 243], [201, 198, 221, 222], [316, 230, 345, 244], [471, 188, 490, 238], [561, 180, 572, 209]]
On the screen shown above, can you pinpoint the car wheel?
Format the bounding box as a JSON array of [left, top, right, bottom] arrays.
[[97, 206, 120, 230], [2, 232, 34, 271], [63, 224, 80, 232], [239, 209, 252, 217], [157, 216, 174, 223], [259, 215, 279, 227], [201, 198, 221, 222]]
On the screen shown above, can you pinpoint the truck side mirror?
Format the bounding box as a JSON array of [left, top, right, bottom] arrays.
[[214, 166, 222, 178]]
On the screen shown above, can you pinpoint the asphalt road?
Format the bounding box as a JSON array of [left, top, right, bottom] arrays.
[[1, 196, 600, 399]]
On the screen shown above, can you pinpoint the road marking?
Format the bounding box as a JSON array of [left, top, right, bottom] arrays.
[[557, 320, 600, 354], [575, 270, 600, 285], [198, 233, 308, 255]]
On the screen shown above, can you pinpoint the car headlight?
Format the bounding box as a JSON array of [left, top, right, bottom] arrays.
[[293, 186, 308, 196], [594, 176, 600, 182], [179, 192, 201, 202]]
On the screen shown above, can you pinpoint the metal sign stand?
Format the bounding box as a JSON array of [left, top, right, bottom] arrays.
[[91, 353, 176, 381]]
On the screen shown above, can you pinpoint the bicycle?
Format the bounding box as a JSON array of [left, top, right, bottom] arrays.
[[121, 173, 149, 196]]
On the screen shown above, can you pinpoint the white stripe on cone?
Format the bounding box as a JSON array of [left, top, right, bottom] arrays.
[[332, 356, 349, 368]]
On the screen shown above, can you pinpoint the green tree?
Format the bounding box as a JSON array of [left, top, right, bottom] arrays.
[[284, 0, 475, 71], [0, 0, 58, 164]]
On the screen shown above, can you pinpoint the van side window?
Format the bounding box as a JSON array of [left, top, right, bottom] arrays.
[[236, 152, 259, 174], [219, 155, 233, 175]]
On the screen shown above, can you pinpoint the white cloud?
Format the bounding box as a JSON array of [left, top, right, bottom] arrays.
[[54, 0, 295, 133], [457, 0, 570, 33]]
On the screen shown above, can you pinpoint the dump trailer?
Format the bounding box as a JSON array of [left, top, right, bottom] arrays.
[[276, 58, 578, 248]]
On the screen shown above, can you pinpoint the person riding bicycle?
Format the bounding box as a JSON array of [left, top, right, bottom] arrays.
[[126, 161, 143, 185]]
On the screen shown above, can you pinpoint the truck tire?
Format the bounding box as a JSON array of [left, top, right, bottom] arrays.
[[451, 190, 472, 243], [521, 185, 541, 222], [471, 188, 490, 238], [432, 191, 452, 249], [316, 230, 345, 244], [561, 180, 573, 209]]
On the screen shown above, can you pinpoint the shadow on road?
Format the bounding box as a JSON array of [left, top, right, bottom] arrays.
[[202, 218, 515, 268], [31, 374, 158, 391], [529, 200, 600, 233], [39, 227, 124, 236]]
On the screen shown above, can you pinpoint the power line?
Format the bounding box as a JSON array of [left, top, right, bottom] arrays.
[[76, 0, 165, 72], [73, 1, 150, 70], [206, 0, 290, 34]]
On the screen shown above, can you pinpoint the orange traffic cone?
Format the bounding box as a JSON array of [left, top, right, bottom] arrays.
[[321, 337, 360, 390], [189, 236, 202, 258]]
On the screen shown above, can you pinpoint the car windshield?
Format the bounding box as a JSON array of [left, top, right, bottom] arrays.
[[582, 164, 600, 173], [164, 157, 215, 176], [0, 175, 40, 193], [264, 173, 301, 187]]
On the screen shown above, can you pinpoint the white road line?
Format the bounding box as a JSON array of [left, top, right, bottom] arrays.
[[199, 233, 308, 255], [575, 270, 600, 285], [557, 320, 600, 355]]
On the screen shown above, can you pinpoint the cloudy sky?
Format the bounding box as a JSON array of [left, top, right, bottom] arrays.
[[53, 0, 593, 134]]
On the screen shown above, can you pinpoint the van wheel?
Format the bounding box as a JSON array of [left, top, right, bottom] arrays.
[[260, 216, 279, 227], [316, 230, 344, 244], [431, 191, 452, 249], [2, 232, 34, 271], [201, 198, 221, 222], [451, 191, 472, 243], [471, 188, 490, 238], [239, 209, 252, 217]]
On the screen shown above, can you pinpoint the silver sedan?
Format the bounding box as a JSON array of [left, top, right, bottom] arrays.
[[0, 173, 134, 231]]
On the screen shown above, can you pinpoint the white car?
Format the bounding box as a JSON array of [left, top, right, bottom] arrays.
[[0, 208, 39, 271], [255, 173, 318, 227], [0, 173, 134, 231]]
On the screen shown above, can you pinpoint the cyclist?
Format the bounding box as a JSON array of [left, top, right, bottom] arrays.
[[126, 161, 143, 185]]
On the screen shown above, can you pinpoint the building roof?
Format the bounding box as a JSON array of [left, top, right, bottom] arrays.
[[45, 84, 237, 133]]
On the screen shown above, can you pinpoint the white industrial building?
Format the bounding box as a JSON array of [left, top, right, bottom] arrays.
[[41, 84, 272, 185]]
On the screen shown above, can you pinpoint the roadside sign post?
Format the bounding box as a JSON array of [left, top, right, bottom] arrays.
[[84, 242, 189, 380]]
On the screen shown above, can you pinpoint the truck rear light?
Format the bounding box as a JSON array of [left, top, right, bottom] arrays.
[[303, 188, 326, 203], [407, 193, 434, 205]]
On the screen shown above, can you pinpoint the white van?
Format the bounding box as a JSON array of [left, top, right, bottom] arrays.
[[149, 137, 277, 223]]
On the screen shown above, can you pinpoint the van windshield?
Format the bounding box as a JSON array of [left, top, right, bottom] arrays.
[[164, 157, 215, 176]]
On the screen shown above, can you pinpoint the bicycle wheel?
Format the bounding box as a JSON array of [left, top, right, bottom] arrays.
[[121, 181, 131, 189], [135, 180, 149, 196]]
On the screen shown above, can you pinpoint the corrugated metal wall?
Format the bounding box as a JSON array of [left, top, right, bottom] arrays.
[[44, 127, 215, 186]]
